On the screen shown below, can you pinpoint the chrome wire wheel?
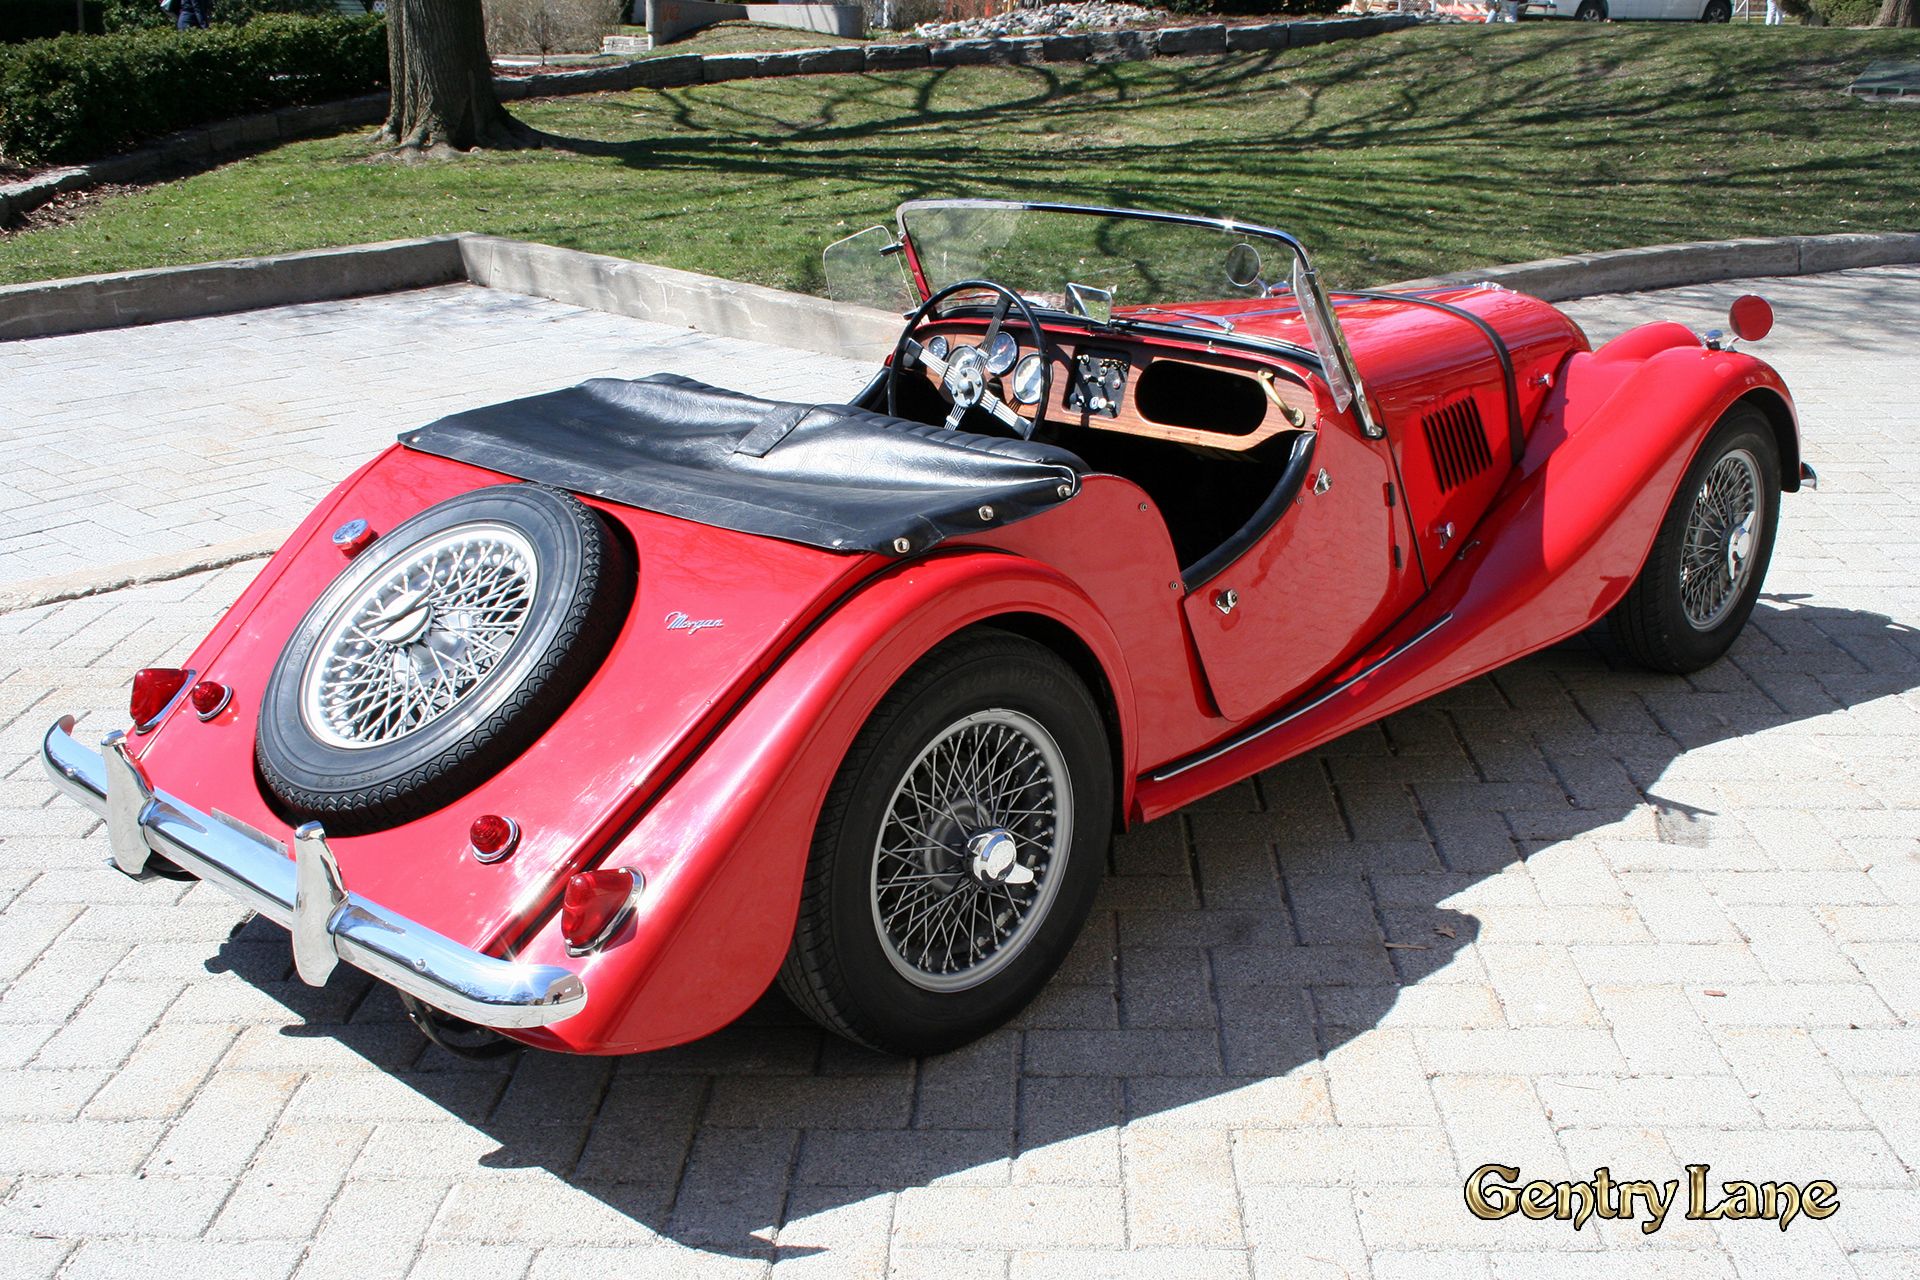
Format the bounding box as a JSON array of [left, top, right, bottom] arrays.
[[1679, 447, 1761, 632], [869, 708, 1072, 993], [300, 522, 538, 750]]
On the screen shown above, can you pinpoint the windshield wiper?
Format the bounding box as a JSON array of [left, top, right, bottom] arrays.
[[1121, 307, 1235, 333]]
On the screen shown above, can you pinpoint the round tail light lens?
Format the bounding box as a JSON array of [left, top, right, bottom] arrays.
[[189, 680, 231, 720], [468, 814, 520, 863], [562, 868, 637, 955], [130, 667, 190, 731]]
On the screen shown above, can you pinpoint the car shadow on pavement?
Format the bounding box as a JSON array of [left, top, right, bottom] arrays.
[[205, 595, 1918, 1261]]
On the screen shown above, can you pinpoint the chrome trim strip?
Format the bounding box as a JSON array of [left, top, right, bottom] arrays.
[[40, 717, 587, 1030], [1147, 614, 1453, 783]]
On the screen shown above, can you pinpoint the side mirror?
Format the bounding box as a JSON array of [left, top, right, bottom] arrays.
[[1066, 282, 1114, 325], [1225, 242, 1265, 292], [1729, 294, 1773, 343]]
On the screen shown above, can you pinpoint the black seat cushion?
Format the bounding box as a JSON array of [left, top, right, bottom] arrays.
[[401, 374, 1086, 555]]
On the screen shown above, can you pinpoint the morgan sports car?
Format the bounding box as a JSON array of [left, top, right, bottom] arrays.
[[41, 200, 1812, 1057]]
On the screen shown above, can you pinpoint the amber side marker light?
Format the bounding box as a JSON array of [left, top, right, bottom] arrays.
[[468, 814, 520, 864], [189, 680, 232, 720], [130, 667, 191, 732], [562, 868, 639, 955]]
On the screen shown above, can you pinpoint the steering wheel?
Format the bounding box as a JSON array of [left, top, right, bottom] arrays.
[[887, 279, 1054, 439]]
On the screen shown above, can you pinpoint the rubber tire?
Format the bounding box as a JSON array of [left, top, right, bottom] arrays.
[[1575, 0, 1606, 17], [257, 484, 627, 833], [777, 629, 1113, 1055], [1606, 405, 1780, 675], [1701, 0, 1731, 18]]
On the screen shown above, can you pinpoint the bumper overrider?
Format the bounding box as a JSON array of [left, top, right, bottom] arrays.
[[40, 717, 586, 1030]]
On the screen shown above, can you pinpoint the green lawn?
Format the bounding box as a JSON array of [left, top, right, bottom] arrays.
[[3, 26, 1916, 293]]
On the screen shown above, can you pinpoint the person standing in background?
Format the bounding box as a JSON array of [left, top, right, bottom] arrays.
[[1765, 0, 1785, 20], [175, 0, 212, 28]]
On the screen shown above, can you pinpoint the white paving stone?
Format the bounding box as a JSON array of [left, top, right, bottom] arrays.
[[0, 266, 1915, 1275]]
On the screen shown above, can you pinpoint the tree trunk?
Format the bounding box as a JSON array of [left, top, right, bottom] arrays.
[[1876, 0, 1918, 24], [380, 0, 534, 154]]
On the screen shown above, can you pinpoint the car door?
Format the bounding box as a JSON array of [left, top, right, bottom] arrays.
[[1180, 415, 1423, 722]]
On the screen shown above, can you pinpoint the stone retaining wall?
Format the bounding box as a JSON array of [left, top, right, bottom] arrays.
[[0, 15, 1416, 227]]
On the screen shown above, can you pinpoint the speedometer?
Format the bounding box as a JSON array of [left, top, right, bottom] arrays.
[[925, 335, 949, 361], [984, 332, 1019, 376], [1009, 353, 1046, 405]]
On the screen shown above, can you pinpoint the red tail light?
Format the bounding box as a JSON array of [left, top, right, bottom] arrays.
[[562, 868, 637, 954], [130, 668, 190, 731], [189, 680, 231, 720], [468, 814, 520, 863]]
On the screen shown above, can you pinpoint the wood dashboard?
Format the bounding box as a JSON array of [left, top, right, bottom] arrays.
[[921, 330, 1318, 453]]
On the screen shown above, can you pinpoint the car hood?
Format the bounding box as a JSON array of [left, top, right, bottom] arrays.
[[130, 446, 882, 952]]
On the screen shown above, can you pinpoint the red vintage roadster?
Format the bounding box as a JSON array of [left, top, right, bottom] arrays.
[[42, 201, 1811, 1056]]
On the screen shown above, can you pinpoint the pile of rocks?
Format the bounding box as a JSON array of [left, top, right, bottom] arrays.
[[911, 2, 1164, 41]]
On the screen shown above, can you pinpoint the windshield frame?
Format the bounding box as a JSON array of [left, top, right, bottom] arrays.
[[893, 199, 1378, 436]]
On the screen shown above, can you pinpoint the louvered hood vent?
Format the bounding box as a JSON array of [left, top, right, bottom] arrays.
[[1422, 396, 1494, 492]]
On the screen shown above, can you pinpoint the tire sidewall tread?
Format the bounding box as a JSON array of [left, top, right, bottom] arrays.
[[1608, 405, 1780, 675], [779, 629, 1113, 1055], [256, 483, 628, 832]]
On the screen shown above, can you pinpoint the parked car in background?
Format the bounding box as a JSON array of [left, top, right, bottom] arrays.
[[1529, 0, 1733, 18]]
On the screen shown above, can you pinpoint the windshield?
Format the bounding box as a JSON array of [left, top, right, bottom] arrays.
[[897, 200, 1302, 325]]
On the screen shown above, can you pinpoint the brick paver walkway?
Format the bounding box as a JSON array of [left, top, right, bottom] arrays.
[[0, 285, 871, 589], [0, 268, 1915, 1279]]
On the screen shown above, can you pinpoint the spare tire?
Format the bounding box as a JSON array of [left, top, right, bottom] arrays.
[[257, 484, 628, 833]]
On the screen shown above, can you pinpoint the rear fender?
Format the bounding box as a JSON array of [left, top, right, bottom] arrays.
[[510, 551, 1135, 1054]]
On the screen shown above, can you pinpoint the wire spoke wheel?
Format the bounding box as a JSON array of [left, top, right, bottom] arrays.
[[869, 708, 1072, 993], [1678, 448, 1761, 632], [300, 523, 538, 750]]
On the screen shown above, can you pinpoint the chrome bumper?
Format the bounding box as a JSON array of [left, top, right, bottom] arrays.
[[40, 717, 586, 1030]]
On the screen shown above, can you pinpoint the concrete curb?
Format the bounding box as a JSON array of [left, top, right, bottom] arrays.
[[9, 227, 1919, 351], [8, 225, 1917, 606], [0, 16, 1415, 226], [0, 532, 284, 616], [458, 234, 899, 360], [1386, 231, 1920, 302], [0, 236, 467, 342]]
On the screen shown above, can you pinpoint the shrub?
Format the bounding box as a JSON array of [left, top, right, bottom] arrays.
[[1806, 0, 1879, 22], [484, 0, 624, 57], [0, 14, 387, 167], [1, 1, 106, 43], [100, 0, 340, 32]]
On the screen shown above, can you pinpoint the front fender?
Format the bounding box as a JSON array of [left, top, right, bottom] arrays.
[[510, 550, 1135, 1054], [1441, 335, 1799, 674]]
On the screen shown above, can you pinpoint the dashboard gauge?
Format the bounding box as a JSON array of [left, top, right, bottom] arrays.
[[1010, 353, 1046, 405], [924, 335, 949, 361], [984, 331, 1020, 376]]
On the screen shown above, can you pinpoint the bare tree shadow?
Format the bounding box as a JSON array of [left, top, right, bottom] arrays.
[[207, 593, 1919, 1259]]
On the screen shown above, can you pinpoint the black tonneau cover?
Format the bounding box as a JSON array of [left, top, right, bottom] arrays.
[[400, 374, 1084, 555]]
